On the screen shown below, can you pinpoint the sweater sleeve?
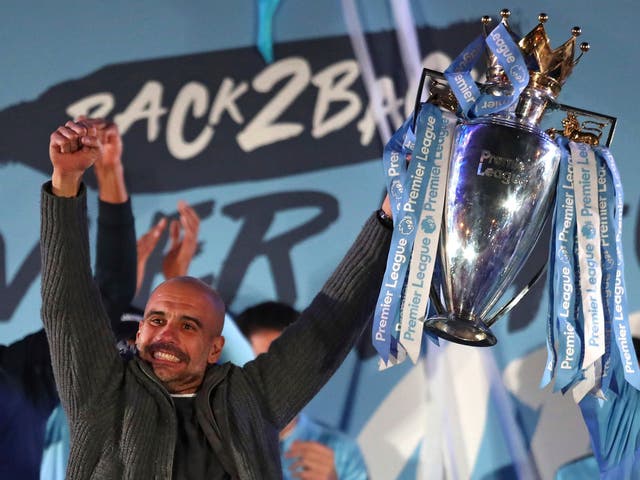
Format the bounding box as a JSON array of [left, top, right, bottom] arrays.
[[95, 198, 137, 328], [40, 182, 123, 420], [241, 213, 391, 428]]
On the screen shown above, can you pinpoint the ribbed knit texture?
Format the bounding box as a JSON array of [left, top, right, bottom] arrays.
[[40, 182, 392, 479]]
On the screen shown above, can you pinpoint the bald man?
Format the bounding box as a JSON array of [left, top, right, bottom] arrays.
[[40, 119, 392, 479]]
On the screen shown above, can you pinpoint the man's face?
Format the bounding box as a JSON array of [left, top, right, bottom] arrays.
[[136, 278, 225, 394], [249, 328, 283, 356]]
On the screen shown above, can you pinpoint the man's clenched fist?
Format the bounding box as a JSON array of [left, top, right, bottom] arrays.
[[49, 119, 104, 197]]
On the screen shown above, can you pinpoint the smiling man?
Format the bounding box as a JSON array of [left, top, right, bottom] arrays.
[[137, 278, 226, 394], [40, 119, 393, 479]]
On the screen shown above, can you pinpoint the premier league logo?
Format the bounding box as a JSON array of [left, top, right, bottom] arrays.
[[390, 179, 404, 200], [509, 64, 527, 84], [603, 250, 615, 269], [398, 216, 415, 235], [421, 216, 437, 234], [582, 222, 596, 239]]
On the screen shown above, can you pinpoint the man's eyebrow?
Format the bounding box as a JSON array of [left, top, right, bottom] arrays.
[[144, 311, 203, 328], [181, 315, 203, 328]]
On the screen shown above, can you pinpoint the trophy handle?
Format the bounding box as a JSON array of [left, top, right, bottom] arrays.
[[484, 263, 548, 327]]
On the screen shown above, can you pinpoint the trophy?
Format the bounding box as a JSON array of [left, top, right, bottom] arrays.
[[419, 11, 615, 347]]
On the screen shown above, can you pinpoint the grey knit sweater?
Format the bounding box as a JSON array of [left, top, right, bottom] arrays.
[[40, 183, 391, 480]]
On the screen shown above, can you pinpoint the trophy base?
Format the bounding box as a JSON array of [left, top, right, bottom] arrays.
[[424, 314, 497, 347]]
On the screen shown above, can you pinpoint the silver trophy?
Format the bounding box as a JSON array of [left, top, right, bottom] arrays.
[[422, 11, 615, 346]]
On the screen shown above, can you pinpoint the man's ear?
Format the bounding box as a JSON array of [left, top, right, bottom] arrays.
[[135, 321, 144, 347], [207, 336, 225, 364]]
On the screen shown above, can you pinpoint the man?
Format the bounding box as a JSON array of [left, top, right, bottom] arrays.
[[42, 195, 254, 480], [0, 119, 136, 480], [41, 119, 393, 478], [237, 301, 369, 479]]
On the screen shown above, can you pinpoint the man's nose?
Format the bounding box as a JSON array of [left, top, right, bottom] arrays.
[[156, 322, 180, 343]]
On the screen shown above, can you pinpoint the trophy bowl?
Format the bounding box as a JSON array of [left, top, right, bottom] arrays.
[[424, 116, 560, 346]]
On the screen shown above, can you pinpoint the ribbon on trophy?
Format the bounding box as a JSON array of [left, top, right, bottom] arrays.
[[398, 110, 456, 363], [373, 103, 446, 366], [373, 116, 413, 364], [543, 139, 640, 401], [542, 136, 581, 391], [600, 147, 640, 390], [444, 22, 529, 119]]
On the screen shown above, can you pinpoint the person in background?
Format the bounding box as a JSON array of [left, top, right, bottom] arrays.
[[135, 198, 199, 296], [237, 301, 369, 480], [0, 119, 137, 480]]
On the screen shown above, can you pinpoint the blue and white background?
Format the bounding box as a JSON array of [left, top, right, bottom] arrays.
[[1, 1, 640, 478]]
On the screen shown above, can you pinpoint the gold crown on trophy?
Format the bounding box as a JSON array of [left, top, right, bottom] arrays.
[[483, 9, 590, 98]]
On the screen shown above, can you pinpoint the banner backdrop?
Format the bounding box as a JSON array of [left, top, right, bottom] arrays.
[[1, 1, 640, 478]]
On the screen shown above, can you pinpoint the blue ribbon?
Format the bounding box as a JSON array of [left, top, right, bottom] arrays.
[[444, 23, 529, 118], [552, 138, 582, 391], [545, 140, 640, 397], [375, 117, 412, 361], [373, 103, 444, 362], [597, 147, 640, 390], [256, 0, 282, 63], [382, 116, 413, 218], [596, 154, 617, 392]]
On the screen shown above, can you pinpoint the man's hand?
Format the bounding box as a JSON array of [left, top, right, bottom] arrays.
[[49, 120, 102, 197], [162, 201, 200, 279], [285, 440, 338, 480], [136, 217, 168, 294]]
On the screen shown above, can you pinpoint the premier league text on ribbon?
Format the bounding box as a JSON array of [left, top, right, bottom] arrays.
[[403, 115, 437, 214], [557, 164, 575, 324], [374, 112, 439, 349], [375, 236, 408, 342], [401, 112, 456, 354], [402, 117, 450, 345], [574, 144, 604, 352]]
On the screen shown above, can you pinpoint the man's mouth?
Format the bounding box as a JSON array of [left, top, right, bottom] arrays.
[[147, 343, 188, 364], [153, 351, 181, 363]]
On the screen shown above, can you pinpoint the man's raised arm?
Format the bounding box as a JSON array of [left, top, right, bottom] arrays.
[[242, 198, 393, 429], [41, 120, 123, 421]]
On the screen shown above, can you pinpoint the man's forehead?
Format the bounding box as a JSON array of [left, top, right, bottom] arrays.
[[146, 278, 225, 319]]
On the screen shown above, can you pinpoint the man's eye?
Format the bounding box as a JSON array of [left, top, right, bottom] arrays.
[[149, 318, 163, 325], [183, 323, 195, 331]]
